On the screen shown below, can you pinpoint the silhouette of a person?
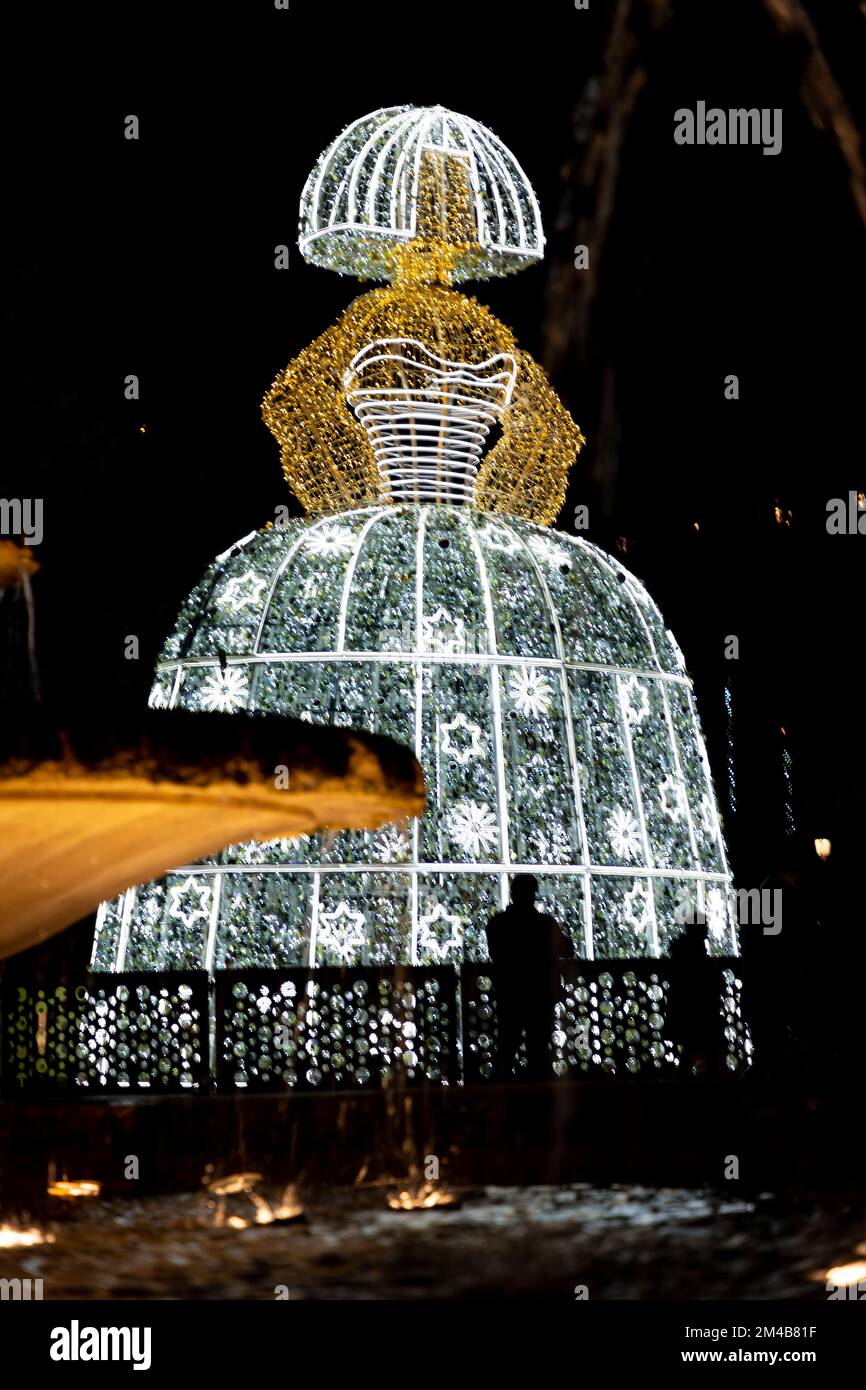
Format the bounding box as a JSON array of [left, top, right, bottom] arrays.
[[485, 875, 572, 1082], [667, 919, 722, 1076]]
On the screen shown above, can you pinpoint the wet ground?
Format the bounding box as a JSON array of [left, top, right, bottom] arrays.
[[3, 1183, 864, 1299]]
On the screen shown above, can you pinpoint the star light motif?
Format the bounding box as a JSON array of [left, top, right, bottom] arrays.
[[305, 523, 356, 556], [440, 713, 484, 765], [217, 569, 268, 613], [317, 902, 367, 963], [422, 606, 467, 655], [198, 667, 248, 711], [168, 876, 212, 929], [375, 826, 411, 863], [508, 666, 552, 718], [448, 799, 499, 858], [417, 902, 463, 962], [659, 773, 688, 823], [607, 806, 642, 861], [619, 674, 650, 727], [199, 667, 249, 712], [623, 879, 654, 935]]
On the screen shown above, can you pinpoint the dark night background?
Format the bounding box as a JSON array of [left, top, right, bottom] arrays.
[[5, 0, 864, 951]]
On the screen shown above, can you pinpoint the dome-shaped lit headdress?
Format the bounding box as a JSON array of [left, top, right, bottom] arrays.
[[264, 105, 583, 524], [299, 104, 544, 283]]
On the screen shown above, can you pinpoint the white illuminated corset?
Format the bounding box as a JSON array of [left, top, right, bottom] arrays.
[[345, 338, 517, 504]]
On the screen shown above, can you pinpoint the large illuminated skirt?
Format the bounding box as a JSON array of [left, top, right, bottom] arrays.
[[92, 503, 735, 971]]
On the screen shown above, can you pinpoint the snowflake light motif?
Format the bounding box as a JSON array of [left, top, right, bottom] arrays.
[[508, 666, 552, 718], [440, 713, 484, 765], [217, 570, 268, 613], [305, 523, 356, 556], [422, 606, 468, 655], [619, 674, 650, 727], [527, 534, 571, 569], [417, 902, 463, 962], [623, 879, 654, 936], [608, 806, 642, 861], [317, 902, 367, 962], [448, 799, 499, 858], [375, 826, 411, 863], [659, 773, 688, 823], [168, 876, 212, 928], [200, 667, 249, 712]]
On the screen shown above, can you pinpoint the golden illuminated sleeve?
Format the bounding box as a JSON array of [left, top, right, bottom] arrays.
[[261, 317, 383, 517], [474, 351, 585, 526]]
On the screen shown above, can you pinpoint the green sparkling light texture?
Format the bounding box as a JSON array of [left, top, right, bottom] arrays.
[[92, 505, 735, 972]]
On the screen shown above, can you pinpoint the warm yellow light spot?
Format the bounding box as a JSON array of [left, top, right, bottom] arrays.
[[208, 1173, 304, 1228], [692, 521, 700, 533], [251, 1192, 304, 1225], [826, 1261, 866, 1287], [387, 1181, 457, 1211], [814, 837, 832, 860], [208, 1171, 262, 1196], [47, 1180, 101, 1199], [138, 425, 147, 434], [0, 541, 40, 584], [0, 1226, 54, 1248]]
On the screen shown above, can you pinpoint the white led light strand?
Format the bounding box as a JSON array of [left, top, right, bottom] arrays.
[[346, 340, 516, 505], [410, 505, 428, 964], [463, 512, 510, 908], [507, 517, 596, 959]]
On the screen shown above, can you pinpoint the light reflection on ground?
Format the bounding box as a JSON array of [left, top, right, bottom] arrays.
[[3, 1184, 862, 1299]]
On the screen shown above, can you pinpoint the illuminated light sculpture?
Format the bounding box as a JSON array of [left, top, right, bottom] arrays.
[[47, 1180, 101, 1199], [92, 105, 735, 975]]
